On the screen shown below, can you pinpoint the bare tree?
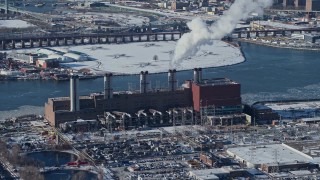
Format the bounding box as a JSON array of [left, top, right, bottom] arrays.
[[153, 55, 158, 61], [72, 171, 87, 180], [20, 166, 44, 180]]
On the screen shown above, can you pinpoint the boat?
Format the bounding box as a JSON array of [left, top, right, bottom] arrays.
[[24, 3, 30, 6], [35, 2, 45, 7]]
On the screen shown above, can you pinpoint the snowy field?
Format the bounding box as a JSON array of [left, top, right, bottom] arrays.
[[253, 20, 308, 30], [51, 41, 244, 74], [265, 101, 320, 111], [0, 20, 35, 29], [69, 12, 150, 27]]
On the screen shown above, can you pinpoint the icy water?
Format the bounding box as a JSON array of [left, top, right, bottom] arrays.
[[1, 42, 320, 119]]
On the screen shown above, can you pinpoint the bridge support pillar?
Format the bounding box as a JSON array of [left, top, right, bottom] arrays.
[[55, 39, 59, 46], [39, 39, 42, 47], [81, 37, 84, 44], [138, 35, 141, 42], [30, 39, 33, 48], [1, 41, 5, 50], [130, 36, 133, 42], [106, 36, 109, 43], [11, 40, 15, 49], [179, 33, 182, 39], [64, 38, 67, 45], [97, 37, 101, 43], [273, 31, 276, 37], [88, 37, 92, 44], [147, 35, 150, 41], [238, 32, 241, 38], [246, 32, 250, 38], [282, 31, 285, 36], [155, 34, 158, 41], [264, 32, 268, 37], [122, 36, 125, 43], [163, 34, 166, 40], [114, 37, 117, 43], [171, 34, 174, 40], [21, 40, 25, 48], [72, 38, 76, 45], [255, 32, 259, 37]]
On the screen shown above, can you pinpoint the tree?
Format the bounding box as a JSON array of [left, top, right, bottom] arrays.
[[72, 171, 87, 180], [153, 55, 158, 61], [20, 166, 44, 180]]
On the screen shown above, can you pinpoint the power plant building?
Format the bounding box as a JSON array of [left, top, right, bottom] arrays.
[[45, 69, 243, 128]]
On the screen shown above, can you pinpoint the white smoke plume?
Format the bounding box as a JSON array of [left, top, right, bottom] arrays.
[[172, 0, 273, 67]]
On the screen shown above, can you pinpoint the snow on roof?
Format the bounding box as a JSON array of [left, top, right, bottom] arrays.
[[289, 170, 312, 175], [52, 40, 244, 74], [189, 168, 229, 180], [0, 20, 35, 29], [227, 144, 313, 166]]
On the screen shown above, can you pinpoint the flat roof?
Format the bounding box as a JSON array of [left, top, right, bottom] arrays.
[[227, 144, 312, 165], [189, 168, 229, 180]]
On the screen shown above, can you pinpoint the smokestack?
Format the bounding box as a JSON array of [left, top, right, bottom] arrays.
[[104, 73, 113, 99], [198, 68, 202, 83], [193, 68, 199, 83], [168, 69, 177, 91], [140, 71, 148, 93], [5, 0, 8, 18], [70, 75, 80, 112]]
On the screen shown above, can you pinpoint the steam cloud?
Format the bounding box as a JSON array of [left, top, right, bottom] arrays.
[[172, 0, 273, 67]]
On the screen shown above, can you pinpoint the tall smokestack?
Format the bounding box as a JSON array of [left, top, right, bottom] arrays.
[[5, 0, 8, 18], [70, 75, 79, 112], [198, 68, 202, 83], [140, 71, 148, 93], [104, 73, 113, 99], [193, 68, 199, 83], [168, 69, 177, 91]]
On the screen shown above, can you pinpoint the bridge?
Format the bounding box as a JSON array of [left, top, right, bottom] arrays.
[[0, 32, 183, 50], [1, 28, 320, 50]]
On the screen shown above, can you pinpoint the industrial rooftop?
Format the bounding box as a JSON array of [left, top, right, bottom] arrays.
[[227, 144, 313, 166]]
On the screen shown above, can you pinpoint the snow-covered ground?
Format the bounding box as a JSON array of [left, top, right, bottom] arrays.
[[265, 101, 320, 119], [49, 41, 244, 74], [265, 101, 320, 111], [69, 12, 150, 27], [0, 20, 35, 29], [103, 3, 219, 21], [253, 20, 309, 30]]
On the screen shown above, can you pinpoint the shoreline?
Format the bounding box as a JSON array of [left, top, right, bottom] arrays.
[[238, 39, 320, 52]]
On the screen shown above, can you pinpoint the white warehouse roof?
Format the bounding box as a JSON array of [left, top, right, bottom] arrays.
[[227, 144, 313, 168]]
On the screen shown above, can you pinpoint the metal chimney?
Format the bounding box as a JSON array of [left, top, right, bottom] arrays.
[[70, 75, 80, 112], [168, 69, 177, 91], [193, 68, 199, 83], [104, 73, 113, 99], [5, 0, 8, 18], [140, 71, 148, 93], [198, 68, 202, 83]]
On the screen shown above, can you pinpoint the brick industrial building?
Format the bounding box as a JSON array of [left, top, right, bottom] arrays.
[[45, 68, 243, 129]]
